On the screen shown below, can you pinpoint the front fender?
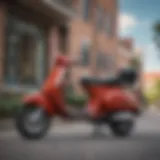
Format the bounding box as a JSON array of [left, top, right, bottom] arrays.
[[23, 92, 55, 116]]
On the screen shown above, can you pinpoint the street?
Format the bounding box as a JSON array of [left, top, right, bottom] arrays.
[[0, 110, 160, 160]]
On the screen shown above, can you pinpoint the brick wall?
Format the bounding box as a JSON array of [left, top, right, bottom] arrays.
[[0, 2, 7, 83], [48, 26, 60, 71], [0, 0, 118, 95], [68, 19, 94, 93], [68, 0, 118, 94]]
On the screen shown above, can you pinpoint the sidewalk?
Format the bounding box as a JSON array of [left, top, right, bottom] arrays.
[[1, 106, 159, 131], [0, 118, 62, 131], [0, 118, 14, 131], [0, 117, 87, 131], [145, 105, 160, 116]]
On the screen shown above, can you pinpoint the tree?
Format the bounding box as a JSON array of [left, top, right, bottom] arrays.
[[130, 56, 141, 69], [153, 21, 160, 50]]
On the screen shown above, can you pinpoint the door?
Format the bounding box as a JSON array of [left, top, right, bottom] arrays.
[[5, 16, 46, 87]]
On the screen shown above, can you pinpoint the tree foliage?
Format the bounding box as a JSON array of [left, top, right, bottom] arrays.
[[153, 21, 160, 49], [130, 56, 141, 70], [145, 79, 160, 104]]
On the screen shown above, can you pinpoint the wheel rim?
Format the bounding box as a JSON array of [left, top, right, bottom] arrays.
[[23, 108, 46, 134], [117, 121, 133, 133]]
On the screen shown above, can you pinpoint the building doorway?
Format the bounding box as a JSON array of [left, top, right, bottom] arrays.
[[59, 26, 69, 55], [4, 16, 47, 87]]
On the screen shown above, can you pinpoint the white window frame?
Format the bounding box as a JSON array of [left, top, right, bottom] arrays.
[[4, 16, 46, 90], [82, 0, 90, 20], [80, 39, 91, 66]]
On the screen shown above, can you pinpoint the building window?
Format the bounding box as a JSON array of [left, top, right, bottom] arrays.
[[4, 16, 47, 87], [96, 53, 114, 71], [105, 54, 114, 71], [106, 14, 113, 36], [82, 0, 90, 20], [80, 40, 90, 66], [96, 6, 105, 30], [96, 53, 106, 70]]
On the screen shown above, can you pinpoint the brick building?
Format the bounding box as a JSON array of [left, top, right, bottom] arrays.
[[143, 72, 160, 91], [118, 38, 134, 68], [0, 0, 118, 94]]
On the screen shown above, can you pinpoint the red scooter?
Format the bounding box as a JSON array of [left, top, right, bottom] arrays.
[[16, 55, 140, 139]]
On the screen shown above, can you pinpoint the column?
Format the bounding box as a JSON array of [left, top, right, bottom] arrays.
[[0, 2, 7, 83], [48, 26, 60, 71]]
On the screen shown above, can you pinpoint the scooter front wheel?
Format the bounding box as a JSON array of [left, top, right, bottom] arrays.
[[16, 106, 51, 140]]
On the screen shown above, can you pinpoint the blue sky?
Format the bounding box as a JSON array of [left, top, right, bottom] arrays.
[[119, 0, 160, 72]]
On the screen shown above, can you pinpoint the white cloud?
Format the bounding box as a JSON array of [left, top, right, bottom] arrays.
[[143, 43, 160, 72], [119, 13, 138, 33]]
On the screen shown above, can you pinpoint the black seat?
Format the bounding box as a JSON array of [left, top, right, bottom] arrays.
[[118, 68, 137, 85], [81, 68, 137, 86], [104, 77, 121, 85], [81, 76, 121, 86]]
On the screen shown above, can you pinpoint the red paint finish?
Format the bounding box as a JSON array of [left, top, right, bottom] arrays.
[[23, 55, 140, 119], [83, 84, 139, 118], [24, 92, 55, 116], [24, 55, 70, 117]]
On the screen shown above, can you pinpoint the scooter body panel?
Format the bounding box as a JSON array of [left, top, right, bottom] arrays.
[[23, 92, 55, 116], [85, 85, 139, 118]]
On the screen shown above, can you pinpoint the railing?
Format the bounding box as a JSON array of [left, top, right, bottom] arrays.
[[42, 0, 74, 17], [53, 0, 73, 9]]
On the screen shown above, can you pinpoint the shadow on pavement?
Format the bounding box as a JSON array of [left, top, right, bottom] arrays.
[[41, 132, 160, 143]]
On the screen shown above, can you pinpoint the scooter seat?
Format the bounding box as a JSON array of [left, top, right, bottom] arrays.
[[81, 77, 121, 86]]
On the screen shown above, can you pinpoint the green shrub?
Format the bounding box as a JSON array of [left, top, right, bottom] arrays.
[[64, 84, 88, 107], [0, 89, 88, 118], [0, 94, 22, 118], [145, 79, 160, 104], [65, 93, 88, 107]]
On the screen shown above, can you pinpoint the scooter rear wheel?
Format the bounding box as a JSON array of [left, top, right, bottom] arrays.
[[16, 105, 51, 140], [109, 120, 134, 137]]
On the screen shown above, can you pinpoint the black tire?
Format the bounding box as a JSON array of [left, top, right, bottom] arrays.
[[15, 106, 51, 140], [109, 120, 134, 137]]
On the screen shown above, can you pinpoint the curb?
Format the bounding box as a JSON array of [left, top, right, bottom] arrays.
[[0, 118, 86, 131], [147, 105, 160, 116], [0, 118, 14, 131]]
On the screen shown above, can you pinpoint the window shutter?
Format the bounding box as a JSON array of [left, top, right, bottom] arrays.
[[81, 40, 90, 66], [83, 0, 89, 20]]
